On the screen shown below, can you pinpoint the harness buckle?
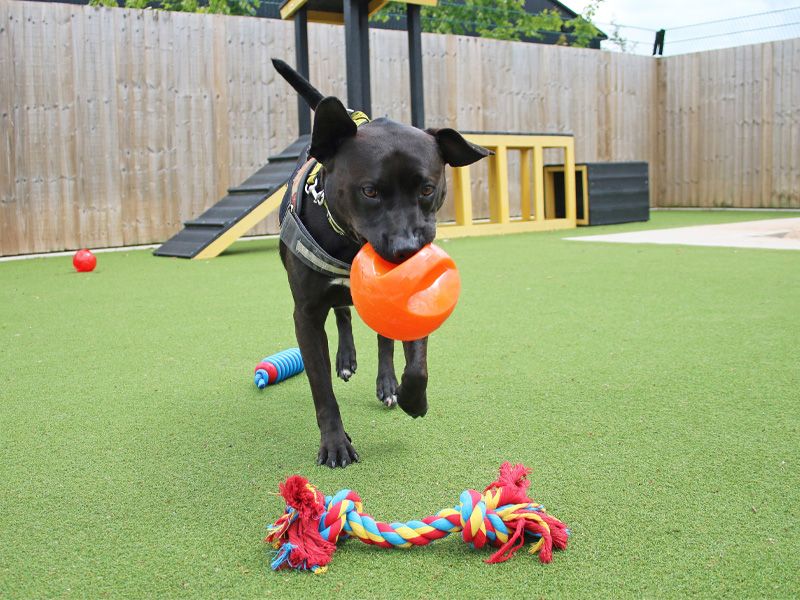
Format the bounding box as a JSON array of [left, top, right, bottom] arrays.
[[304, 179, 325, 206]]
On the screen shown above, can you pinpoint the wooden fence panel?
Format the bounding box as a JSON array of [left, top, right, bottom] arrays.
[[656, 39, 800, 208], [1, 0, 18, 256]]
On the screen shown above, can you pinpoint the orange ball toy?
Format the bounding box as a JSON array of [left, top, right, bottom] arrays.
[[350, 243, 461, 341]]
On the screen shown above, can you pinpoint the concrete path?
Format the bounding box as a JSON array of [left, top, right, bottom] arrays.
[[566, 218, 800, 251]]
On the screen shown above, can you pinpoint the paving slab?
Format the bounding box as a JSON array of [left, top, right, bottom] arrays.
[[566, 218, 800, 251]]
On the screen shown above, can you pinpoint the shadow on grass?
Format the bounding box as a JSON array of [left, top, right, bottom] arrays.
[[222, 238, 282, 257]]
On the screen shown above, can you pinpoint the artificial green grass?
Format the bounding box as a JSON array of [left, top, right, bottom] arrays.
[[1, 211, 798, 598]]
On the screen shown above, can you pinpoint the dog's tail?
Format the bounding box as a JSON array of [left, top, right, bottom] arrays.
[[272, 59, 325, 111]]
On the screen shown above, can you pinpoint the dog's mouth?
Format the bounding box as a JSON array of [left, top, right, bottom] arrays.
[[369, 235, 433, 265], [371, 245, 426, 265]]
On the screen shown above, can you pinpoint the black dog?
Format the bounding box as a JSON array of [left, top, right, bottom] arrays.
[[273, 59, 491, 467]]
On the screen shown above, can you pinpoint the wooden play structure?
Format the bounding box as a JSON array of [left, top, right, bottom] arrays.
[[441, 133, 577, 238], [155, 0, 620, 259]]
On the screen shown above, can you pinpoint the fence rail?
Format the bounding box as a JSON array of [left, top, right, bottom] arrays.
[[0, 1, 798, 256]]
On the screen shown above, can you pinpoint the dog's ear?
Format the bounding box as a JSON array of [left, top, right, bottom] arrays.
[[310, 97, 357, 164], [425, 128, 494, 167]]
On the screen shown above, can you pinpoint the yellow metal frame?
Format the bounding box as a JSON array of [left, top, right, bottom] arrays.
[[543, 164, 589, 226], [192, 132, 578, 259], [439, 133, 577, 239], [280, 0, 437, 23], [193, 185, 286, 260]]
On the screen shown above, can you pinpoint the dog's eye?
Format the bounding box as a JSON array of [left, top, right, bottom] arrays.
[[361, 185, 378, 199], [421, 184, 436, 197]]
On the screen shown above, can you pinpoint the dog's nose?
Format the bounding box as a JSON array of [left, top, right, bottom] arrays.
[[391, 246, 417, 263], [389, 240, 422, 263]]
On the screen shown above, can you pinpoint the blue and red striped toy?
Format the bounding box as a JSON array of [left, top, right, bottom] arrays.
[[254, 348, 304, 389]]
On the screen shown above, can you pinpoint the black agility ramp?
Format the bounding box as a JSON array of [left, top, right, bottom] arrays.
[[154, 135, 309, 259]]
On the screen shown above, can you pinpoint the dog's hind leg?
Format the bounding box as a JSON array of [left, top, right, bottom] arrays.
[[376, 335, 398, 408], [334, 307, 357, 381], [397, 338, 428, 418]]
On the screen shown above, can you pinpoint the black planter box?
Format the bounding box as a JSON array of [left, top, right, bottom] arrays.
[[545, 162, 650, 226]]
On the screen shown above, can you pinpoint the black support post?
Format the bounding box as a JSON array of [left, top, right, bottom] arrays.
[[407, 3, 425, 128], [343, 0, 371, 114], [294, 7, 311, 135], [358, 1, 371, 114]]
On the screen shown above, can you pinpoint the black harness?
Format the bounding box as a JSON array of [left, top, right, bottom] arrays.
[[279, 111, 370, 279], [279, 157, 352, 278]]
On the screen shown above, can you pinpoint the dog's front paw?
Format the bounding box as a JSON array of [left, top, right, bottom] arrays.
[[376, 372, 398, 408], [336, 348, 357, 382], [397, 373, 428, 418], [317, 431, 359, 468]]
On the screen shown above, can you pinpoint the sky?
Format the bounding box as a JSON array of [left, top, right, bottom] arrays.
[[567, 0, 800, 54]]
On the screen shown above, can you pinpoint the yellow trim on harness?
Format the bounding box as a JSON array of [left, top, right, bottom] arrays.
[[350, 111, 371, 127], [306, 162, 324, 187]]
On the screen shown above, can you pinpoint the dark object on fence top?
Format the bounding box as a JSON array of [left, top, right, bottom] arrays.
[[279, 0, 436, 25], [653, 29, 666, 55]]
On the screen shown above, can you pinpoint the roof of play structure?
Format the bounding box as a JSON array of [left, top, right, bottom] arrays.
[[279, 0, 437, 24]]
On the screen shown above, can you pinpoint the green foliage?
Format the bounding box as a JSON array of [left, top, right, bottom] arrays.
[[563, 0, 602, 47], [89, 0, 260, 16], [606, 19, 633, 53], [372, 0, 604, 47], [88, 0, 604, 45], [159, 0, 199, 12], [124, 0, 151, 9]]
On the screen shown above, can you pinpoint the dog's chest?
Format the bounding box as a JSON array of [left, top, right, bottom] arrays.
[[326, 279, 353, 307]]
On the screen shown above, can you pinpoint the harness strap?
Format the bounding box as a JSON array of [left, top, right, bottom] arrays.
[[280, 158, 352, 278], [278, 110, 371, 279], [305, 170, 350, 238], [280, 210, 352, 277], [288, 158, 316, 214]]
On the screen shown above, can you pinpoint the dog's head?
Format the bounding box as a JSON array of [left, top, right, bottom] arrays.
[[310, 97, 492, 264]]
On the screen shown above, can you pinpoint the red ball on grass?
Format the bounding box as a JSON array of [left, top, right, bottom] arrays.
[[73, 249, 97, 272]]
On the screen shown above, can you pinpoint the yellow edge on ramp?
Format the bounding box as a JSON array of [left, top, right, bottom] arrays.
[[193, 185, 287, 260]]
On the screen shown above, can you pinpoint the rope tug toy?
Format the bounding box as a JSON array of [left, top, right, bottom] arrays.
[[265, 462, 569, 573], [254, 348, 304, 389]]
